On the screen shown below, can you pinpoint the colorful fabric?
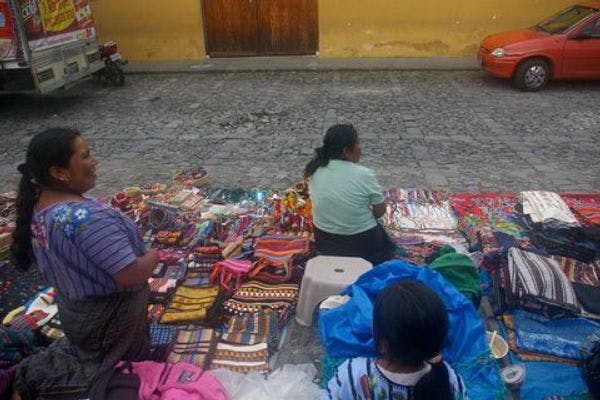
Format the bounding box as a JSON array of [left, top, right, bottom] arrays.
[[520, 191, 579, 228], [561, 193, 600, 227], [221, 309, 280, 350], [39, 316, 64, 341], [429, 245, 481, 304], [554, 256, 600, 287], [0, 325, 39, 365], [31, 199, 146, 300], [209, 342, 270, 374], [309, 159, 384, 236], [117, 360, 227, 400], [147, 304, 166, 322], [385, 188, 457, 231], [449, 193, 531, 254], [323, 358, 468, 400], [503, 309, 600, 363], [507, 248, 580, 316], [149, 324, 177, 348], [223, 281, 299, 324], [254, 235, 310, 264], [161, 286, 219, 324], [167, 327, 216, 368]]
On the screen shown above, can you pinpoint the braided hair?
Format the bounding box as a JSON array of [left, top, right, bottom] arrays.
[[11, 128, 81, 270]]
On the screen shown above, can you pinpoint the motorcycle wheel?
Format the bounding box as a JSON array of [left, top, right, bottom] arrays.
[[105, 61, 125, 87]]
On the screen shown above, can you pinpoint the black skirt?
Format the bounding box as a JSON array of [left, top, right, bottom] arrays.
[[314, 224, 393, 266]]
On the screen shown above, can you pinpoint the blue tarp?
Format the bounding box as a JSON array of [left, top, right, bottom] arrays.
[[318, 259, 503, 400]]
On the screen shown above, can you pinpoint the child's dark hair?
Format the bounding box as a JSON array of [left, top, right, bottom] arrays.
[[11, 128, 81, 270], [373, 280, 452, 400], [304, 124, 358, 178]]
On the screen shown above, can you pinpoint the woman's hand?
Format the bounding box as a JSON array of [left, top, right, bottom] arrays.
[[113, 248, 159, 287], [372, 203, 386, 219]]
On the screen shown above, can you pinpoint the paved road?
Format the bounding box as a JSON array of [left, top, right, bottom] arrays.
[[1, 71, 599, 196]]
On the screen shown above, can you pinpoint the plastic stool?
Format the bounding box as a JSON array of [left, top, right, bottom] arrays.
[[295, 256, 372, 327]]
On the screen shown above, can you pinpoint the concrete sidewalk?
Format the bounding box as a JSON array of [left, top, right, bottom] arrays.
[[125, 56, 479, 74]]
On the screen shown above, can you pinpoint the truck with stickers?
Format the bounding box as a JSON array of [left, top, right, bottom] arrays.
[[0, 0, 111, 93]]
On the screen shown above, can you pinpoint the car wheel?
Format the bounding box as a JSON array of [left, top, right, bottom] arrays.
[[513, 58, 550, 91]]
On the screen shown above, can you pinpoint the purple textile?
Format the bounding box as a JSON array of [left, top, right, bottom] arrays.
[[31, 199, 145, 300]]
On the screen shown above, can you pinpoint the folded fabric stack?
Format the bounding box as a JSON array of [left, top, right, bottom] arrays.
[[497, 247, 580, 317], [190, 246, 223, 272], [501, 309, 600, 365], [161, 286, 219, 324], [519, 191, 599, 263], [209, 342, 270, 374], [167, 327, 217, 369], [221, 309, 280, 351], [222, 281, 299, 325]]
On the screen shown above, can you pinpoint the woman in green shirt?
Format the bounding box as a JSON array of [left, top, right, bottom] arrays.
[[304, 124, 392, 265]]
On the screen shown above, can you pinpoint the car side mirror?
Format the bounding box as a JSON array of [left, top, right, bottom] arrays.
[[570, 32, 592, 40]]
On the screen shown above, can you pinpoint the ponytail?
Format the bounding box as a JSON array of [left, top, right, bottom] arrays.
[[303, 146, 328, 178], [10, 128, 81, 270], [11, 171, 39, 270], [303, 124, 359, 178], [414, 361, 453, 400]]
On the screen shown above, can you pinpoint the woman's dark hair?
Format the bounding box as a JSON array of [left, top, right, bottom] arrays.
[[11, 128, 81, 270], [373, 280, 452, 400], [303, 124, 358, 178]]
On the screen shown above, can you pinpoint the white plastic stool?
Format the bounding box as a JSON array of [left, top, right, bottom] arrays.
[[295, 256, 372, 327]]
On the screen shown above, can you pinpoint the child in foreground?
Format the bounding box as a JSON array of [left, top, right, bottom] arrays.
[[323, 280, 468, 400]]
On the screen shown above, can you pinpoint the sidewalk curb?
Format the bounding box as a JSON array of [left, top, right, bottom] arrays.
[[124, 56, 480, 74]]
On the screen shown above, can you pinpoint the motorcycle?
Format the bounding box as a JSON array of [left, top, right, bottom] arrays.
[[94, 41, 126, 87]]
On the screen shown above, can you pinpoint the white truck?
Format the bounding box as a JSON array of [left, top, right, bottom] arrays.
[[0, 0, 104, 93]]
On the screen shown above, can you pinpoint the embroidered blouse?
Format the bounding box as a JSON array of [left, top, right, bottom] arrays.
[[31, 198, 145, 300], [323, 357, 468, 400]]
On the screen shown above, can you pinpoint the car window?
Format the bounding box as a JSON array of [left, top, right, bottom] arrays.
[[537, 6, 598, 34], [577, 18, 600, 38]]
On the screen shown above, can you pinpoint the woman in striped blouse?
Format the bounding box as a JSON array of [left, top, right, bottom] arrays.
[[10, 128, 158, 399]]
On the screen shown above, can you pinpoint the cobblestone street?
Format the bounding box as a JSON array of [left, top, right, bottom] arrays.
[[1, 70, 599, 197]]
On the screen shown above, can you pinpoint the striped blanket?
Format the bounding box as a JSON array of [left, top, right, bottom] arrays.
[[507, 247, 580, 316]]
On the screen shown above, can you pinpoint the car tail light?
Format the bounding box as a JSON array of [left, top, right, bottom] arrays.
[[36, 68, 55, 82]]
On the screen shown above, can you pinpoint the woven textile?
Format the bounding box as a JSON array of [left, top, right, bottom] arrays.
[[161, 286, 219, 324], [385, 188, 457, 231], [253, 235, 310, 264], [561, 193, 600, 227], [39, 317, 64, 341], [149, 324, 177, 348], [222, 281, 299, 324], [209, 342, 270, 373], [450, 193, 531, 254], [221, 310, 280, 350], [167, 327, 216, 368], [507, 248, 580, 316], [553, 256, 600, 287], [502, 309, 600, 363]]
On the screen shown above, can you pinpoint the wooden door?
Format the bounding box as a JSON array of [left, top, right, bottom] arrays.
[[202, 0, 318, 57], [202, 0, 259, 57], [257, 0, 318, 55]]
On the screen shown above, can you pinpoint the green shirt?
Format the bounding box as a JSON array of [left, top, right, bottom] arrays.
[[309, 159, 385, 235]]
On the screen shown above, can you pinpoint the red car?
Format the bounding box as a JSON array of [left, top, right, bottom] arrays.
[[479, 2, 600, 90]]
